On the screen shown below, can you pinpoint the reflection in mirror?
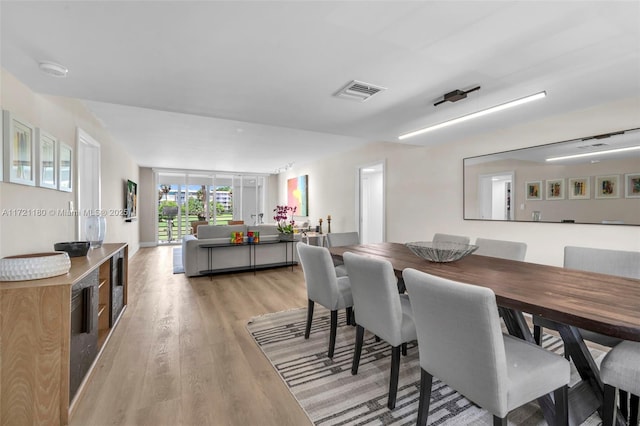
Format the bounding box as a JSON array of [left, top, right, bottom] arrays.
[[464, 127, 640, 225]]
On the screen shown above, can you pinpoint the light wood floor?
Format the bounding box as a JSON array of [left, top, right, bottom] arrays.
[[71, 246, 312, 426]]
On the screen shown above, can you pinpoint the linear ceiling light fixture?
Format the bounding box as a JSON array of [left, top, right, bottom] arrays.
[[545, 145, 640, 162], [398, 91, 547, 140]]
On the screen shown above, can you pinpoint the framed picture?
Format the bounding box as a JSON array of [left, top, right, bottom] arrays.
[[568, 177, 590, 200], [36, 128, 57, 189], [546, 179, 564, 200], [625, 173, 640, 198], [58, 142, 73, 192], [287, 174, 309, 216], [525, 181, 542, 201], [2, 110, 36, 186], [595, 175, 619, 199]]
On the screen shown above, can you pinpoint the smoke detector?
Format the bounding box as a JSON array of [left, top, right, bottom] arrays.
[[38, 61, 68, 78], [334, 80, 386, 102]]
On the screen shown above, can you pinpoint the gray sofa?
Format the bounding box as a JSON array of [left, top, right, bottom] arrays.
[[181, 224, 299, 277]]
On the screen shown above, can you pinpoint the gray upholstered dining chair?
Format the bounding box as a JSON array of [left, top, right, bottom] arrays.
[[474, 238, 527, 261], [432, 233, 470, 245], [600, 341, 640, 426], [403, 268, 570, 426], [533, 246, 640, 348], [343, 251, 416, 410], [297, 242, 353, 358], [326, 231, 360, 277]]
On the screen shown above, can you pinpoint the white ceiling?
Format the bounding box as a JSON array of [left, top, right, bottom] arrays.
[[1, 1, 639, 174]]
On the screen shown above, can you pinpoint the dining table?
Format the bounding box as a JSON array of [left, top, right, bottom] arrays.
[[328, 242, 640, 426]]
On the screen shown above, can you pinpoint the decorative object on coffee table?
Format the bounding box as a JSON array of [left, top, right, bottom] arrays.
[[327, 215, 331, 233], [54, 241, 90, 257], [405, 241, 478, 263], [0, 252, 71, 281]]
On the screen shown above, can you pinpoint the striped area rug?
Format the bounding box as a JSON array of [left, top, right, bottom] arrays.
[[247, 307, 605, 426]]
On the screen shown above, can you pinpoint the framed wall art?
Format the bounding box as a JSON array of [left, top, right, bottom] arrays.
[[36, 128, 58, 189], [625, 173, 640, 198], [568, 177, 590, 200], [546, 179, 565, 200], [595, 175, 619, 199], [58, 141, 73, 192], [525, 181, 542, 201], [3, 110, 36, 186], [287, 174, 309, 216]]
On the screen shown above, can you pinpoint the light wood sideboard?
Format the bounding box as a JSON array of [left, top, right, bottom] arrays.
[[0, 243, 128, 425]]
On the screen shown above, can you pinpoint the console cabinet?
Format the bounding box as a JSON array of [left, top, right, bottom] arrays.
[[0, 243, 128, 425]]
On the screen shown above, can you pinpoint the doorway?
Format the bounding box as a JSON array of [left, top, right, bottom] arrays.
[[76, 129, 101, 239], [358, 162, 384, 244], [478, 172, 514, 220]]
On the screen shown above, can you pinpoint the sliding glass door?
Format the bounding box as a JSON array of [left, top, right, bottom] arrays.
[[155, 170, 268, 244]]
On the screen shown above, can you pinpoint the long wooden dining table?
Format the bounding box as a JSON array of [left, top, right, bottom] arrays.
[[328, 242, 640, 426]]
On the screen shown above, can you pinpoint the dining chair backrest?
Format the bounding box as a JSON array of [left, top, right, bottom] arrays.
[[474, 238, 527, 261], [297, 243, 342, 310], [343, 252, 404, 346], [564, 246, 640, 279], [403, 268, 508, 416], [432, 233, 470, 245], [326, 232, 360, 248]]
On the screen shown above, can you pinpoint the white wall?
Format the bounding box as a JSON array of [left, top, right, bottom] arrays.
[[0, 68, 140, 258], [278, 97, 640, 267]]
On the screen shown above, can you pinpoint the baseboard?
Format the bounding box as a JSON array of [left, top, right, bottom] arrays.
[[139, 241, 157, 248]]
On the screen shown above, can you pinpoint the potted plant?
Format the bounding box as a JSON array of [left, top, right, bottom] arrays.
[[274, 205, 298, 241]]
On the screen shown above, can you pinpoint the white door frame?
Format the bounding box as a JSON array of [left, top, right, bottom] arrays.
[[356, 161, 385, 243], [76, 128, 101, 239]]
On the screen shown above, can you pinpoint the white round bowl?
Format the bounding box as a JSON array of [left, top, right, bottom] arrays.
[[0, 252, 71, 281]]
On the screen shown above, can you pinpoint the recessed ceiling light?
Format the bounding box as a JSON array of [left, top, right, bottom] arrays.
[[38, 61, 68, 78]]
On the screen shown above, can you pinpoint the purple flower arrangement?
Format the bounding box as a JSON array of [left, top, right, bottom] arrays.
[[273, 205, 297, 234]]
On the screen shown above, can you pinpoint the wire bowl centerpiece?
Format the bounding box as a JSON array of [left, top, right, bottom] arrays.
[[405, 241, 478, 263]]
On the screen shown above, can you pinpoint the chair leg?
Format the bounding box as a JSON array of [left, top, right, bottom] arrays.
[[351, 325, 364, 375], [328, 310, 338, 358], [304, 299, 314, 339], [630, 393, 639, 426], [621, 390, 629, 420], [388, 345, 401, 410], [401, 342, 407, 356], [417, 369, 433, 426], [493, 415, 507, 426], [533, 324, 542, 345], [345, 306, 353, 326], [602, 384, 616, 426], [554, 385, 568, 426]]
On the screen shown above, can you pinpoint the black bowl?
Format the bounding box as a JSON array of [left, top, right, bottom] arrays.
[[54, 241, 91, 257]]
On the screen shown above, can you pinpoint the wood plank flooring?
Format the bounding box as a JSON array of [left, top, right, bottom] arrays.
[[70, 246, 311, 426]]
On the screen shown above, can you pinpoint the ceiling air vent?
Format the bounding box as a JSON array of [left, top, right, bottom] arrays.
[[334, 80, 386, 102]]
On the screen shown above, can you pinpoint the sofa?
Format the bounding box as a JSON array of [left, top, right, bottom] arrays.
[[182, 224, 299, 277]]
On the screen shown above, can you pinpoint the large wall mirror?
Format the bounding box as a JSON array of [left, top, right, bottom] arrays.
[[464, 127, 640, 225]]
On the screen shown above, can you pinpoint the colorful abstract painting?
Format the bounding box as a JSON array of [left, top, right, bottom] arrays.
[[287, 175, 308, 216]]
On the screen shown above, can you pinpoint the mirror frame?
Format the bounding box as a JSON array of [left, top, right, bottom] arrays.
[[463, 127, 640, 226]]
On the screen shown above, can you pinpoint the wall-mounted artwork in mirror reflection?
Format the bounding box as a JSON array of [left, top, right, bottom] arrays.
[[464, 127, 640, 225], [625, 173, 640, 198]]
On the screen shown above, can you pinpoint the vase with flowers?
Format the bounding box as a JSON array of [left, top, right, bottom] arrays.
[[274, 205, 298, 241]]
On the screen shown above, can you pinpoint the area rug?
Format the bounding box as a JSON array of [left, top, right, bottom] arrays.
[[247, 307, 604, 426], [173, 247, 184, 274]]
